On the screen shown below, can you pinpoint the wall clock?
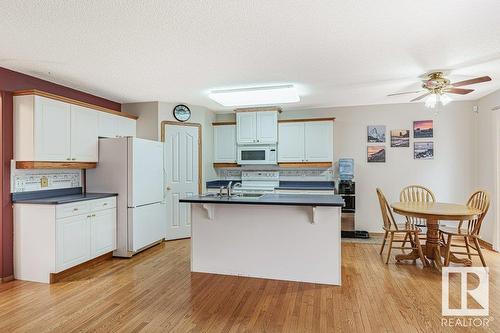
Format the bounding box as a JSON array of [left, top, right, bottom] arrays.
[[173, 104, 191, 122]]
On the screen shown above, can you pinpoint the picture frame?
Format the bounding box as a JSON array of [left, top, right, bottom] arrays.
[[367, 145, 386, 163], [367, 125, 386, 143]]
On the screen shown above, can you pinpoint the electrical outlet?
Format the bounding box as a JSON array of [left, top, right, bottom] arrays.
[[40, 176, 49, 188]]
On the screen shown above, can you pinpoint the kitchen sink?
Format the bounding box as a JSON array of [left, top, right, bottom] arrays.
[[231, 193, 264, 199]]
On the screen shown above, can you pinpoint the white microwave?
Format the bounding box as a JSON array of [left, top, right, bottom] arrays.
[[237, 145, 277, 165]]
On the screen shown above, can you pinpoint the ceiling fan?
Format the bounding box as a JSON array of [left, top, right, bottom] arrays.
[[388, 71, 492, 108]]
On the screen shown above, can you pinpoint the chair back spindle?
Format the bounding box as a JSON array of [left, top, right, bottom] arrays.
[[400, 185, 435, 227]]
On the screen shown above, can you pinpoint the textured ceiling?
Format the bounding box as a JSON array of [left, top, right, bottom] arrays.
[[1, 0, 500, 112]]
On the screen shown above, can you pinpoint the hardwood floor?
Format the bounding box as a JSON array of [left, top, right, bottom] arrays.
[[0, 239, 499, 332]]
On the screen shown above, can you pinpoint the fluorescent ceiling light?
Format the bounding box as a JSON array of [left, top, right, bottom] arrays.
[[208, 85, 300, 107]]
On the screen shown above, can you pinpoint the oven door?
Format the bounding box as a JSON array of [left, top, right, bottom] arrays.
[[237, 147, 269, 164]]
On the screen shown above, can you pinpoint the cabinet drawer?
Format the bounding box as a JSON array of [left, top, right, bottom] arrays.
[[90, 197, 116, 212], [56, 202, 91, 219]]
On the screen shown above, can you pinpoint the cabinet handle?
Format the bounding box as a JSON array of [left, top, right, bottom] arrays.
[[103, 203, 108, 206], [66, 158, 71, 161], [87, 215, 91, 218], [71, 158, 76, 161], [92, 214, 96, 217], [73, 208, 79, 211]]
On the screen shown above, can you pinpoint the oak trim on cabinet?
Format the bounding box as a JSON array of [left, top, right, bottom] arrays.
[[279, 162, 333, 168], [13, 89, 138, 120], [234, 107, 282, 113], [50, 252, 113, 284], [160, 121, 203, 194], [16, 161, 97, 169], [213, 163, 239, 168], [212, 121, 236, 126], [278, 117, 336, 123]]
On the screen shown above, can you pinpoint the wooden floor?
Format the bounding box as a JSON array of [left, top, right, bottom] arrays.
[[0, 239, 499, 332]]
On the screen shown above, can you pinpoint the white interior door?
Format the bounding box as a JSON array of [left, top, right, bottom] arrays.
[[164, 124, 199, 240]]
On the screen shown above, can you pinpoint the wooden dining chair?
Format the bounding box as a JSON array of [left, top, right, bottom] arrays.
[[399, 185, 435, 247], [440, 190, 490, 267], [376, 188, 426, 265]]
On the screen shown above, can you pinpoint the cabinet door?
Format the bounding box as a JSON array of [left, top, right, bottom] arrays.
[[278, 122, 305, 162], [236, 112, 257, 144], [214, 125, 237, 162], [98, 112, 118, 138], [256, 111, 278, 144], [56, 214, 91, 272], [90, 208, 117, 258], [117, 117, 136, 137], [304, 121, 333, 162], [34, 96, 71, 161], [70, 105, 99, 162]]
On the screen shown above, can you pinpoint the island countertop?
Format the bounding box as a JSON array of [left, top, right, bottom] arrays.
[[179, 193, 344, 207]]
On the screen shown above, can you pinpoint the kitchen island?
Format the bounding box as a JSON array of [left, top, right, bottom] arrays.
[[180, 193, 344, 285]]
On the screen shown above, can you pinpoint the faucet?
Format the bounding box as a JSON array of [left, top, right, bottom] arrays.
[[227, 181, 242, 197]]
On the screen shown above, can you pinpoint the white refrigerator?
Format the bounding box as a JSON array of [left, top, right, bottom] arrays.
[[87, 137, 165, 257]]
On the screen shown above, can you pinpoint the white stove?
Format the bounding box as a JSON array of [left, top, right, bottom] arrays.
[[237, 171, 279, 194]]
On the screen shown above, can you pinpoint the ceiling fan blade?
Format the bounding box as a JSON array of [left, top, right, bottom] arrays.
[[410, 93, 430, 102], [451, 76, 491, 87], [445, 88, 474, 95], [387, 90, 423, 97]]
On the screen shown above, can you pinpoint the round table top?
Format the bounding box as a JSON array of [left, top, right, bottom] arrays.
[[391, 202, 482, 220]]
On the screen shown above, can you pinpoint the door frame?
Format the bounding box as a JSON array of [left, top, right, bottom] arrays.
[[160, 121, 203, 194]]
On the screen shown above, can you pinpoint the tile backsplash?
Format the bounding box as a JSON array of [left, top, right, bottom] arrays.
[[11, 161, 82, 193], [216, 167, 335, 181]]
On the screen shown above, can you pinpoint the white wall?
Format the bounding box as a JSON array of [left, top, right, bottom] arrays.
[[476, 90, 500, 249], [217, 102, 477, 233], [123, 101, 217, 190]]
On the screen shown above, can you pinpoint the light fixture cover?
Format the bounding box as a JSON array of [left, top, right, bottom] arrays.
[[208, 85, 300, 106]]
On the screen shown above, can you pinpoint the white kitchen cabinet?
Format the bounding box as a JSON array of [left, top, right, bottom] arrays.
[[214, 125, 237, 163], [14, 196, 117, 283], [278, 120, 333, 163], [70, 105, 99, 162], [236, 112, 257, 144], [237, 111, 277, 144], [91, 208, 117, 257], [277, 122, 305, 162], [56, 214, 91, 272], [117, 117, 137, 137], [304, 121, 333, 162], [98, 112, 118, 138], [33, 96, 72, 161], [256, 112, 278, 144], [14, 93, 137, 163]]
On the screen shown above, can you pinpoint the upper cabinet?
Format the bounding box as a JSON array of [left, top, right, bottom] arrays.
[[214, 124, 237, 163], [14, 91, 137, 165], [236, 111, 278, 145], [278, 120, 334, 163]]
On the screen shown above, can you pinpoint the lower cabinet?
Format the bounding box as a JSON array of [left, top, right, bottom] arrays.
[[56, 214, 91, 272], [91, 209, 117, 257], [14, 197, 117, 283]]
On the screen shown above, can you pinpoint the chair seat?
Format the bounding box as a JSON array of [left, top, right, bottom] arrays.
[[385, 223, 422, 233], [439, 225, 471, 236]]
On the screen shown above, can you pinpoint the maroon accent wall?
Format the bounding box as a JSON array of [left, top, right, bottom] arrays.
[[0, 66, 121, 279]]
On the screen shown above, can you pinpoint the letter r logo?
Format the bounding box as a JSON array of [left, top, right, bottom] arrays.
[[442, 267, 489, 316]]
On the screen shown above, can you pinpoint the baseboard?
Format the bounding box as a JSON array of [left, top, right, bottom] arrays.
[[0, 275, 14, 283], [478, 239, 495, 251], [50, 252, 113, 283]]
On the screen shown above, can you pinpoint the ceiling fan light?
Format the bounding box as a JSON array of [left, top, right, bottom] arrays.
[[440, 93, 452, 106], [425, 94, 437, 108]]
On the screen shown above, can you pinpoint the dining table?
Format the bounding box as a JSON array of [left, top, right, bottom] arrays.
[[391, 201, 482, 270]]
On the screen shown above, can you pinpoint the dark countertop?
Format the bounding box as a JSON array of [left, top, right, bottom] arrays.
[[180, 193, 344, 207], [206, 180, 335, 191], [12, 187, 118, 205]]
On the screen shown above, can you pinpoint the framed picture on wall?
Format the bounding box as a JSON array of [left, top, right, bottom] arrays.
[[413, 120, 433, 138], [367, 125, 386, 143], [414, 142, 434, 159], [367, 146, 386, 162], [390, 129, 410, 147]]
